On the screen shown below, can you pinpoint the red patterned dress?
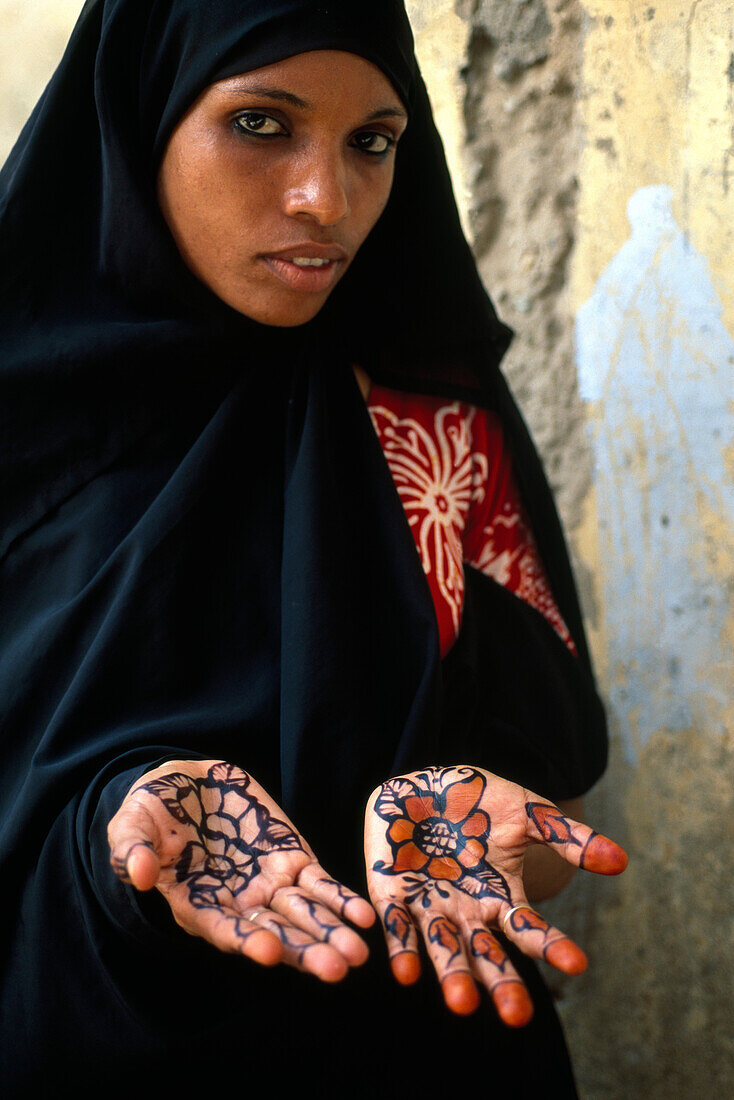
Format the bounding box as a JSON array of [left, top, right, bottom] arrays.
[[368, 383, 576, 659]]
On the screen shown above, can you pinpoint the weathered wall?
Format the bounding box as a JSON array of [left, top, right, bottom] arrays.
[[566, 3, 734, 1094], [461, 0, 592, 536], [3, 2, 733, 1096]]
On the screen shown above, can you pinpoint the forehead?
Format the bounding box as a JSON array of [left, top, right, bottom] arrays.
[[206, 50, 407, 113]]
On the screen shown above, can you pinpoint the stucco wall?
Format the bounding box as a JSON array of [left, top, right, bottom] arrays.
[[567, 4, 734, 1094], [3, 2, 733, 1095]]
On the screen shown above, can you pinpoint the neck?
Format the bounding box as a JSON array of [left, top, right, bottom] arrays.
[[352, 364, 372, 402]]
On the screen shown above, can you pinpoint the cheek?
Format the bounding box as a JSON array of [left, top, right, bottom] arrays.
[[161, 152, 269, 269], [351, 168, 395, 244]]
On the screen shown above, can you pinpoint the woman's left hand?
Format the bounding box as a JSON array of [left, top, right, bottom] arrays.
[[364, 765, 627, 1025]]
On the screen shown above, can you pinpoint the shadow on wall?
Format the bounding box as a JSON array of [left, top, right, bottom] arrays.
[[576, 183, 734, 762]]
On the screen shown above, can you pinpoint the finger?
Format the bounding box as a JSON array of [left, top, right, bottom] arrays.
[[166, 900, 283, 967], [268, 887, 369, 966], [297, 865, 375, 928], [416, 911, 480, 1016], [248, 910, 350, 983], [524, 801, 628, 874], [500, 903, 587, 975], [107, 801, 162, 891], [375, 899, 421, 986], [467, 927, 533, 1028]]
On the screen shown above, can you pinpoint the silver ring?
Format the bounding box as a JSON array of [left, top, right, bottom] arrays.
[[502, 904, 536, 936], [246, 910, 264, 922]]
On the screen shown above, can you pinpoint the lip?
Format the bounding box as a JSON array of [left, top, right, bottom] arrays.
[[265, 242, 348, 262], [260, 242, 348, 294]]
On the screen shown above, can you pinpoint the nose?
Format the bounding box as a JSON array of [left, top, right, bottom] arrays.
[[282, 145, 350, 227]]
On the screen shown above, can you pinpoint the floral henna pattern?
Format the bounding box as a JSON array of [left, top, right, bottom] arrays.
[[372, 768, 510, 906], [139, 762, 304, 911], [525, 802, 599, 868]]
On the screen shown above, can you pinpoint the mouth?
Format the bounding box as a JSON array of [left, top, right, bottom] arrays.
[[260, 242, 348, 293]]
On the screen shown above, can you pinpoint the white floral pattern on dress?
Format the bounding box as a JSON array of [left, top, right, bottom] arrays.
[[369, 401, 488, 634], [470, 502, 576, 653], [368, 387, 576, 656]]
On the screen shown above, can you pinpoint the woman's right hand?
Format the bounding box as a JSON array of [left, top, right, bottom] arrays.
[[107, 759, 375, 981]]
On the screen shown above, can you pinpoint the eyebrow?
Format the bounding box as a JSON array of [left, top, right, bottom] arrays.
[[225, 83, 408, 122]]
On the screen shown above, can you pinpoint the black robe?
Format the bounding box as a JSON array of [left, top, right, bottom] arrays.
[[0, 1, 606, 1094]]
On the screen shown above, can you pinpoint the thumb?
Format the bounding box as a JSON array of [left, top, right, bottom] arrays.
[[108, 798, 162, 892]]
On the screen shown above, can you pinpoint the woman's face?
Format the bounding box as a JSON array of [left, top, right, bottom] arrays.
[[157, 50, 408, 326]]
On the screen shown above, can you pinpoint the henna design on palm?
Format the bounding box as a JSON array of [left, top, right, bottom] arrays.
[[109, 760, 375, 977], [139, 762, 304, 914], [371, 767, 510, 907], [366, 765, 628, 1022]]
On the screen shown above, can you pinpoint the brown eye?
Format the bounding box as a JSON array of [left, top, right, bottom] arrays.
[[233, 112, 286, 137], [352, 131, 393, 156]]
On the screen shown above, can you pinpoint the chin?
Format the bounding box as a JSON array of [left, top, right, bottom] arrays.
[[227, 293, 330, 328], [261, 310, 323, 327]]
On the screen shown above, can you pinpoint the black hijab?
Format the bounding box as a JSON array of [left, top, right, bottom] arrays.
[[0, 0, 604, 1090]]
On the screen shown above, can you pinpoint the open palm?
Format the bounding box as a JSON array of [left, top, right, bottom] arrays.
[[108, 760, 374, 981], [365, 765, 627, 1024]]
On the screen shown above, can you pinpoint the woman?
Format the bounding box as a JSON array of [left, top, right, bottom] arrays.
[[0, 0, 625, 1094]]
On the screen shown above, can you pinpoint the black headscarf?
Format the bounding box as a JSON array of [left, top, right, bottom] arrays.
[[0, 0, 604, 1090]]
